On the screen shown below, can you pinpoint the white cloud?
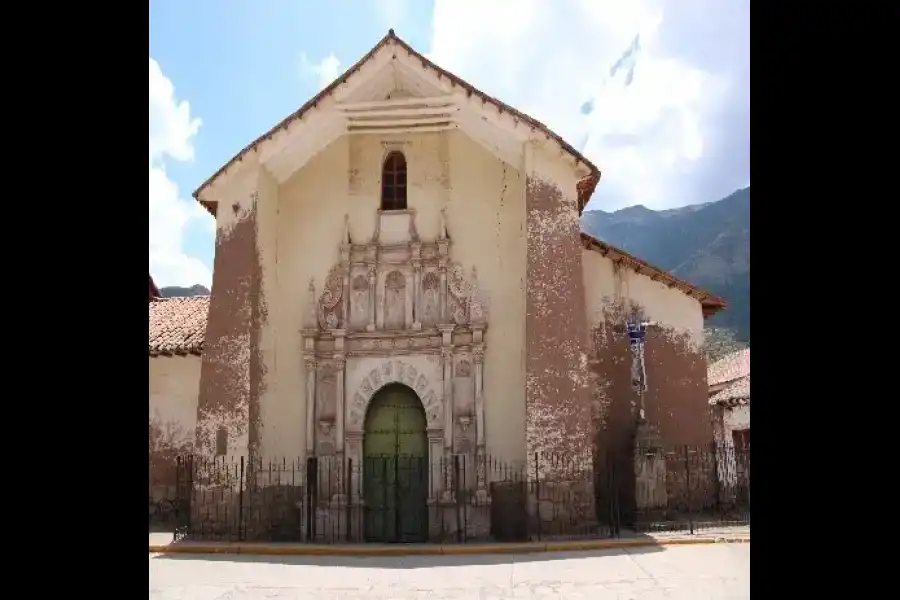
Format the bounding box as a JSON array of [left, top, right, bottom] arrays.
[[300, 53, 342, 90], [429, 0, 749, 211], [149, 57, 212, 288]]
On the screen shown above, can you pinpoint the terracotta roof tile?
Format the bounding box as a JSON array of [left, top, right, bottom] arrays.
[[149, 296, 209, 356], [707, 348, 750, 386], [709, 376, 750, 406]]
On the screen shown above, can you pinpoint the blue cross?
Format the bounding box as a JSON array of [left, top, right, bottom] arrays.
[[627, 320, 647, 343]]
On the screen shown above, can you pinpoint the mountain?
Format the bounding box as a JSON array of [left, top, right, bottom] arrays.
[[581, 187, 750, 342], [159, 284, 210, 298]]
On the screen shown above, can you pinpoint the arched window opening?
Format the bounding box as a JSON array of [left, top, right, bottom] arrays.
[[381, 152, 407, 211]]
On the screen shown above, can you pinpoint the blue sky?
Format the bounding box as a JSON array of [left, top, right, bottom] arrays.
[[149, 0, 749, 288]]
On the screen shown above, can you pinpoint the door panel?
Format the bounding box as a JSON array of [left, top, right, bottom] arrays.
[[363, 384, 428, 543]]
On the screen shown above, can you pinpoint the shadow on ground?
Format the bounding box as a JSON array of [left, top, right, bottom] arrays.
[[150, 541, 667, 569]]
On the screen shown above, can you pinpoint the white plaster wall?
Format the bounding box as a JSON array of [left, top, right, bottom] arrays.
[[149, 355, 201, 449], [259, 130, 527, 464], [723, 405, 750, 433], [582, 249, 705, 345], [712, 403, 750, 491]]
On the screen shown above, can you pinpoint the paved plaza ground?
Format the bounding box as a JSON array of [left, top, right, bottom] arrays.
[[150, 541, 749, 599]]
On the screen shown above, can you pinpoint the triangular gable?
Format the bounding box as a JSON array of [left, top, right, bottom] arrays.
[[193, 30, 599, 214]]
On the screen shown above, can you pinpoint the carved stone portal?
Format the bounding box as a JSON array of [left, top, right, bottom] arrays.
[[302, 208, 489, 502]]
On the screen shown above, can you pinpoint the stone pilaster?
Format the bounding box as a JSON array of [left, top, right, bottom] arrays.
[[304, 355, 317, 454], [197, 188, 264, 465], [523, 150, 594, 487], [366, 263, 376, 332]]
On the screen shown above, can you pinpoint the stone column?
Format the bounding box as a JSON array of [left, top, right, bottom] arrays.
[[438, 263, 448, 323], [440, 345, 455, 502], [366, 264, 376, 332], [441, 346, 454, 450], [473, 345, 487, 497], [333, 353, 346, 452], [333, 352, 346, 501], [304, 355, 317, 454], [340, 220, 351, 327], [473, 345, 485, 446], [412, 259, 422, 330]]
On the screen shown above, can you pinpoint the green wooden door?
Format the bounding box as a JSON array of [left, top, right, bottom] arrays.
[[363, 384, 429, 543]]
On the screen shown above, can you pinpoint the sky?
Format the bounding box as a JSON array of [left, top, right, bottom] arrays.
[[149, 0, 749, 289]]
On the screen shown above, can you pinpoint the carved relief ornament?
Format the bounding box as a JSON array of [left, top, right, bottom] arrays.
[[317, 265, 345, 330], [447, 264, 471, 325], [346, 359, 444, 431], [472, 347, 484, 364]]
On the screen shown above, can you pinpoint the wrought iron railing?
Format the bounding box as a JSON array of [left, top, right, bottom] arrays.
[[148, 442, 749, 543]]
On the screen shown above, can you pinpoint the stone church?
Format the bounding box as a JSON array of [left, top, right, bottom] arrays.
[[149, 31, 725, 539]]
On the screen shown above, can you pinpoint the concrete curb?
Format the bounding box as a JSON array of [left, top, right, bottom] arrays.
[[149, 535, 749, 557]]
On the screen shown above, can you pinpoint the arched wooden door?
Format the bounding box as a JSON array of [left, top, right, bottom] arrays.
[[363, 383, 429, 543]]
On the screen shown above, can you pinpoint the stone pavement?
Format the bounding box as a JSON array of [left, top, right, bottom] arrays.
[[150, 542, 750, 599]]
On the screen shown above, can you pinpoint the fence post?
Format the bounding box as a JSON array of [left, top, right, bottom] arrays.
[[747, 444, 750, 508], [173, 456, 182, 543], [533, 452, 541, 542], [608, 452, 620, 538], [453, 454, 462, 543], [710, 441, 721, 506], [305, 456, 318, 542], [238, 456, 245, 541], [683, 446, 693, 535], [187, 455, 194, 538], [345, 458, 352, 543]]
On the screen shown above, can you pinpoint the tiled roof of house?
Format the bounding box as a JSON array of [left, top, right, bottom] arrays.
[[709, 376, 750, 407], [707, 348, 750, 386], [149, 296, 209, 356]]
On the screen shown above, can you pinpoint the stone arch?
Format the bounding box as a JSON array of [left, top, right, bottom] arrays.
[[347, 359, 442, 433], [363, 383, 425, 436]]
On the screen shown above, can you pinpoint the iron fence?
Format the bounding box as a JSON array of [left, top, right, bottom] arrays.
[[148, 442, 749, 544], [630, 443, 750, 534]]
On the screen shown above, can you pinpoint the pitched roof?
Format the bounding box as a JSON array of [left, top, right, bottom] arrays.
[[192, 29, 600, 215], [707, 348, 750, 386], [149, 296, 209, 356], [149, 274, 160, 300], [709, 376, 750, 407], [580, 232, 727, 317]]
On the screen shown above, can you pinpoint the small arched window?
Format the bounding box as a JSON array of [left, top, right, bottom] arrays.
[[381, 151, 407, 211]]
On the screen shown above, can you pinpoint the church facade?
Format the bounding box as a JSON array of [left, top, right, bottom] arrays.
[[150, 31, 725, 540]]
